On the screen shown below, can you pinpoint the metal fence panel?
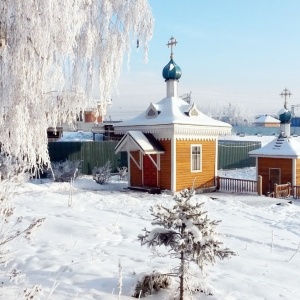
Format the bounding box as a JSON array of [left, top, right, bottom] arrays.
[[218, 141, 261, 170], [48, 140, 261, 174], [48, 141, 127, 174]]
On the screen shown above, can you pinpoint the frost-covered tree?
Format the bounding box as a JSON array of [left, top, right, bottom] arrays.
[[0, 0, 153, 168], [138, 189, 235, 300], [50, 159, 82, 182], [203, 102, 254, 126], [92, 160, 112, 184]]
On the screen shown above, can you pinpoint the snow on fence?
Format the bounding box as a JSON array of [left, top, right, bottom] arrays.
[[216, 176, 262, 195], [291, 185, 300, 199], [273, 183, 300, 199], [217, 178, 300, 199]]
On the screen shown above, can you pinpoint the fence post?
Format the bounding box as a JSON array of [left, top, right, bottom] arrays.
[[274, 183, 278, 198], [257, 175, 262, 196], [216, 176, 220, 190], [288, 182, 291, 197]]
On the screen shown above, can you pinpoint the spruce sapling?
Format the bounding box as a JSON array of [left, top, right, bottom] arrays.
[[138, 188, 235, 300]]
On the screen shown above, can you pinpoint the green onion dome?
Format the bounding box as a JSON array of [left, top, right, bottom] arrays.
[[162, 59, 182, 80], [278, 108, 292, 124]]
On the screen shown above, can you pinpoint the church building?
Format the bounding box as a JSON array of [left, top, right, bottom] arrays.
[[249, 89, 300, 195], [114, 37, 231, 193]]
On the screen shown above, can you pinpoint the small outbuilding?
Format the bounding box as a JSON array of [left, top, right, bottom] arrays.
[[253, 115, 280, 127], [114, 37, 231, 193], [249, 89, 300, 195]]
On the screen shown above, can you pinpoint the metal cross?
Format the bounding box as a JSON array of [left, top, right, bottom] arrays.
[[166, 36, 178, 59], [280, 88, 292, 109]]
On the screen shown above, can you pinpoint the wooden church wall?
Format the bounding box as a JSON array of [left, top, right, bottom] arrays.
[[159, 140, 172, 190], [176, 139, 216, 191], [296, 159, 300, 186], [130, 151, 142, 187], [257, 157, 293, 194]]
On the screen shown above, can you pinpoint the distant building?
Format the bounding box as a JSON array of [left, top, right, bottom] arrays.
[[62, 107, 103, 132], [47, 127, 63, 142], [291, 117, 300, 127], [253, 115, 280, 127], [249, 89, 300, 195]]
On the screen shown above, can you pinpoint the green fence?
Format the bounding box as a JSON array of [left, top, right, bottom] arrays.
[[48, 140, 261, 174], [48, 141, 127, 175], [218, 140, 261, 170]]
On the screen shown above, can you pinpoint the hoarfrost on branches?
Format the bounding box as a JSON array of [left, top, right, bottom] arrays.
[[92, 160, 112, 184], [0, 0, 154, 168], [50, 160, 82, 182], [132, 271, 171, 298]]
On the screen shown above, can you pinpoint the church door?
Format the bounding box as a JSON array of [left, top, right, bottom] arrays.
[[143, 155, 157, 187], [269, 168, 280, 192]]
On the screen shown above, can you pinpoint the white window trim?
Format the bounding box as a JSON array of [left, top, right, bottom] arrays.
[[190, 144, 202, 172]]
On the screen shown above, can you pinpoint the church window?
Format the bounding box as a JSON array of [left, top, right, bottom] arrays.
[[147, 108, 157, 117], [191, 145, 202, 172], [146, 103, 159, 118], [190, 108, 199, 116]]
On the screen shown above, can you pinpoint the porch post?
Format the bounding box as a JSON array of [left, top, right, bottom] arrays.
[[274, 183, 278, 198], [215, 138, 218, 187], [257, 175, 262, 196], [292, 159, 296, 186], [141, 152, 144, 186], [127, 151, 131, 186], [171, 136, 176, 192]]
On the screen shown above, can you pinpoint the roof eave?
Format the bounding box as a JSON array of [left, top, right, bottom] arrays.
[[249, 154, 300, 159]]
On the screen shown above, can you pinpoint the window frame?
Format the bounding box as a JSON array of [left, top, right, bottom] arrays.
[[190, 144, 202, 172]]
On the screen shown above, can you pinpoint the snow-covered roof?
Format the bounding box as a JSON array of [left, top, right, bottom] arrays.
[[249, 135, 300, 158], [254, 115, 280, 124], [57, 131, 102, 141], [115, 131, 165, 154], [113, 96, 231, 135]]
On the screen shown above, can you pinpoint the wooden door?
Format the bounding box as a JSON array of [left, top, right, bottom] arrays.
[[269, 168, 280, 192], [143, 155, 157, 187]]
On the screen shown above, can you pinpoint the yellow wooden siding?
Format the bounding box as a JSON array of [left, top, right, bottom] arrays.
[[176, 140, 216, 191], [296, 159, 300, 186], [264, 123, 280, 128], [257, 157, 293, 194]]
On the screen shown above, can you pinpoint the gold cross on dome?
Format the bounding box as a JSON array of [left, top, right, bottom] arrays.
[[280, 88, 292, 109], [166, 36, 178, 59]]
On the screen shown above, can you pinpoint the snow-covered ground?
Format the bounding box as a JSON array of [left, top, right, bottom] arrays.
[[2, 169, 300, 299]]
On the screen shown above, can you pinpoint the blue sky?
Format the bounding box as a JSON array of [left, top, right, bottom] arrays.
[[108, 0, 300, 120]]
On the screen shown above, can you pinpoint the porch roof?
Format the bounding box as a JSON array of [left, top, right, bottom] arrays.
[[115, 131, 165, 155]]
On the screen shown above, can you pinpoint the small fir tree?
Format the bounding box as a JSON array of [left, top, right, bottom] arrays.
[[138, 188, 235, 299]]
